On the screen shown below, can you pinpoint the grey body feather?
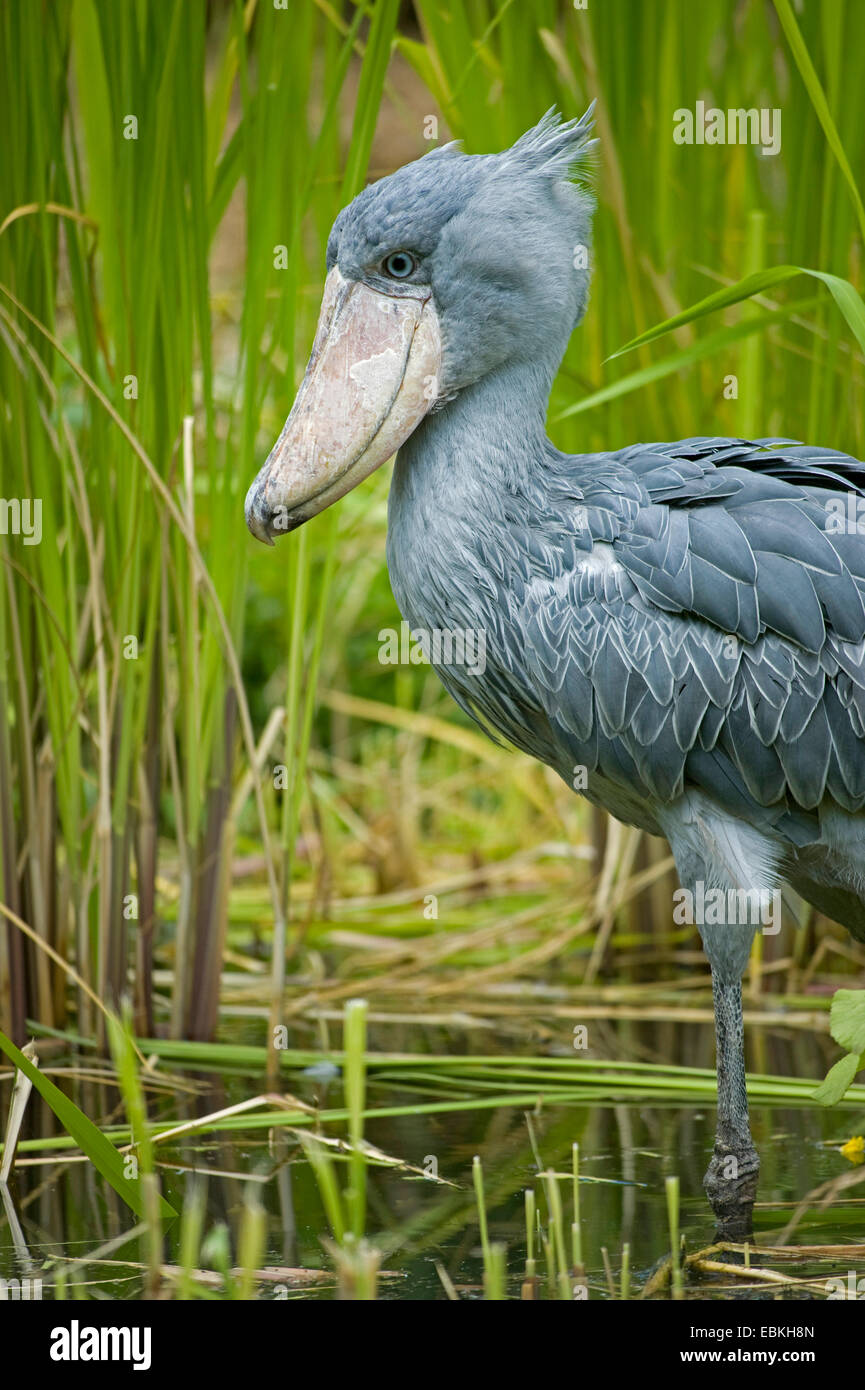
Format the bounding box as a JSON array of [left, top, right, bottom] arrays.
[[389, 411, 865, 944]]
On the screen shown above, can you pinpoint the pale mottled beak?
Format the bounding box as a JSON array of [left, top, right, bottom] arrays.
[[245, 267, 442, 543]]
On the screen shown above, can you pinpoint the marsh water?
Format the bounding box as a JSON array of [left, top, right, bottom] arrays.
[[2, 1020, 864, 1301]]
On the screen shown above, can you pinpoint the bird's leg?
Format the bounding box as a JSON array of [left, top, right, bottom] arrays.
[[703, 968, 759, 1236], [667, 829, 776, 1235]]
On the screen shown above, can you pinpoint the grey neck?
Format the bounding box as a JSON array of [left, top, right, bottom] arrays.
[[393, 359, 556, 501]]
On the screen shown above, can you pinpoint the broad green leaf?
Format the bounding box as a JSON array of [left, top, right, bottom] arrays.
[[610, 266, 865, 361], [555, 298, 820, 421], [815, 1050, 865, 1107], [830, 989, 865, 1056], [0, 1030, 176, 1221]]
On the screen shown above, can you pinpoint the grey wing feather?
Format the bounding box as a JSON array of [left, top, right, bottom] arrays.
[[511, 437, 865, 830]]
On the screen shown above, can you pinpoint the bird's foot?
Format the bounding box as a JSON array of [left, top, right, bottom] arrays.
[[703, 1141, 759, 1240]]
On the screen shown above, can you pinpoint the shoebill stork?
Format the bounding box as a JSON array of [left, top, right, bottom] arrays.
[[245, 109, 865, 1229]]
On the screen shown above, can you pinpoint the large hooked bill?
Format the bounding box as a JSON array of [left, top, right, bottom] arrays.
[[244, 267, 442, 543]]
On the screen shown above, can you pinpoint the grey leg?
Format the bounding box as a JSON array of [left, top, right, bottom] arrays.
[[665, 827, 767, 1236], [703, 971, 760, 1233], [697, 910, 761, 1234]]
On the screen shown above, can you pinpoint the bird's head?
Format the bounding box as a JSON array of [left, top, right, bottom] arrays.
[[245, 107, 596, 542]]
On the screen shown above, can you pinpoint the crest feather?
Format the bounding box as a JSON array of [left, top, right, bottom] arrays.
[[505, 104, 597, 180]]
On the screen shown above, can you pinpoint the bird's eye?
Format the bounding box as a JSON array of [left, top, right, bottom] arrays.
[[382, 251, 417, 279]]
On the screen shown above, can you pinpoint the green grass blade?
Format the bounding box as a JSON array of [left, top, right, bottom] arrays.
[[555, 299, 821, 420], [0, 1028, 176, 1220], [610, 265, 865, 359], [773, 0, 865, 244]]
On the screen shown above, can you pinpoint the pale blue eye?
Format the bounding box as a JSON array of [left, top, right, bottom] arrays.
[[383, 251, 417, 279]]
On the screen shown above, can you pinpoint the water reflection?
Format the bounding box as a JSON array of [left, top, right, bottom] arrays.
[[0, 1018, 863, 1300]]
